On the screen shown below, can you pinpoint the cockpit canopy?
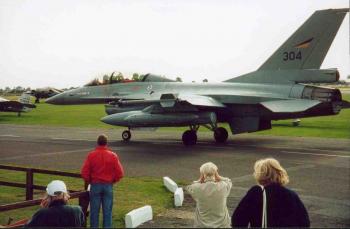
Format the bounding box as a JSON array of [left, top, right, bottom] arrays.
[[84, 72, 175, 87]]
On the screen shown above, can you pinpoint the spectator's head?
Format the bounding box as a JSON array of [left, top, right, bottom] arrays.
[[42, 180, 70, 207], [97, 134, 108, 146], [253, 158, 289, 186], [200, 162, 218, 180]]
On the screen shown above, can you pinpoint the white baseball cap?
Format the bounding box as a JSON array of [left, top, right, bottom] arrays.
[[46, 180, 67, 196]]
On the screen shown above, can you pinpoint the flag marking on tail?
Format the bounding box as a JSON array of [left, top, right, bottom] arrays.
[[295, 38, 314, 49]]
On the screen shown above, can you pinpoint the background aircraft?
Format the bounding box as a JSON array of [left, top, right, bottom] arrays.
[[0, 94, 36, 116], [47, 8, 349, 145], [26, 87, 63, 103]]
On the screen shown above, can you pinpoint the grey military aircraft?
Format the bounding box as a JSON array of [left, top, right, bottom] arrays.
[[46, 8, 349, 145], [26, 87, 63, 103], [0, 94, 36, 116]]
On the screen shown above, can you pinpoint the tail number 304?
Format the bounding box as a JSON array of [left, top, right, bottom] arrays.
[[283, 51, 302, 61]]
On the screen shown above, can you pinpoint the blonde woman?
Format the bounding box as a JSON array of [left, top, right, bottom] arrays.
[[26, 180, 85, 227], [232, 158, 309, 227], [186, 162, 232, 228]]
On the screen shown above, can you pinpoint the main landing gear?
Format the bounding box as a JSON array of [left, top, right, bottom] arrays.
[[181, 124, 229, 146], [214, 127, 228, 143], [182, 125, 199, 146]]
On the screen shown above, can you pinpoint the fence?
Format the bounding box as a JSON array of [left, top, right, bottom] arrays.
[[0, 164, 89, 226]]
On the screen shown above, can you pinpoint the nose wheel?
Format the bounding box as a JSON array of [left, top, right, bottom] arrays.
[[122, 130, 131, 141], [182, 130, 197, 146]]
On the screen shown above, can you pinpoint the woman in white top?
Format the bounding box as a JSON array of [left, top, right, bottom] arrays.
[[186, 162, 232, 228]]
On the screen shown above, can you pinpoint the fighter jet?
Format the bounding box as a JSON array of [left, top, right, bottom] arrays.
[[0, 94, 36, 116], [26, 87, 63, 103], [47, 8, 349, 145]]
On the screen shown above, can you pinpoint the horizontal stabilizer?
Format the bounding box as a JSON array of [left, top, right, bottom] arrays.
[[261, 99, 320, 113], [342, 100, 350, 109], [178, 94, 226, 108]]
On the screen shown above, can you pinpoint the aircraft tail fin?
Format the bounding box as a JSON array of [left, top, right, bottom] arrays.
[[258, 8, 348, 70], [19, 93, 32, 104]]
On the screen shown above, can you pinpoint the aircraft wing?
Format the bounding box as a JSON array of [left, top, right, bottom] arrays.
[[177, 94, 226, 107], [156, 93, 225, 108], [111, 94, 226, 109], [260, 99, 320, 113]]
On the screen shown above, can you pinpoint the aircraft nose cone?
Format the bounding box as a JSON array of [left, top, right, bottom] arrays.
[[101, 113, 130, 126], [100, 115, 114, 125], [45, 93, 65, 105]]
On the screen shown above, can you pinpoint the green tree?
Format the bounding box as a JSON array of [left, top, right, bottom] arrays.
[[116, 72, 124, 82], [103, 74, 110, 84], [132, 73, 140, 81], [175, 77, 182, 82]]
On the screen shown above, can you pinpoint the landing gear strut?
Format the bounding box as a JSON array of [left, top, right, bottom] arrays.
[[202, 122, 229, 144], [122, 130, 131, 141]]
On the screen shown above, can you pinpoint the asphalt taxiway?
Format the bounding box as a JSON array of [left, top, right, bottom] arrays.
[[0, 124, 349, 227]]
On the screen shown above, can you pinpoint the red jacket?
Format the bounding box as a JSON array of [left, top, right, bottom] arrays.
[[81, 146, 124, 184]]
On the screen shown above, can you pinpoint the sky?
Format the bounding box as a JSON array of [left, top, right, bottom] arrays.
[[0, 0, 349, 89]]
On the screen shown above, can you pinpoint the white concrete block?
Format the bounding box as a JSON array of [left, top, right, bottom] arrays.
[[163, 176, 178, 193], [174, 187, 184, 207], [125, 205, 153, 228]]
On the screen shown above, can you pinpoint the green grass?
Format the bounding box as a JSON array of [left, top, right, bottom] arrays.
[[257, 114, 350, 138], [0, 169, 174, 227], [0, 103, 108, 128], [0, 94, 349, 139]]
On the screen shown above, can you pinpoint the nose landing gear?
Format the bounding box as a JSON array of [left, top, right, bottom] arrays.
[[122, 129, 131, 141]]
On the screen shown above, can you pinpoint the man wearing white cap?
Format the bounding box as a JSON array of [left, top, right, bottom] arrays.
[[26, 180, 85, 227]]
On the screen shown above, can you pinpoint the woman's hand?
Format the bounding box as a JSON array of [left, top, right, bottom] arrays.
[[40, 197, 50, 208]]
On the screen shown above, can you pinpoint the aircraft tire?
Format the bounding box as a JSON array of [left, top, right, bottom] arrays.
[[122, 130, 131, 141], [182, 130, 197, 146], [214, 127, 228, 143]]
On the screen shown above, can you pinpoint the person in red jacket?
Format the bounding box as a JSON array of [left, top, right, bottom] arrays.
[[81, 134, 124, 228]]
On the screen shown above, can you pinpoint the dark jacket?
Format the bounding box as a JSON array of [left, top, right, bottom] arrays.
[[232, 184, 310, 227], [26, 200, 85, 227]]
